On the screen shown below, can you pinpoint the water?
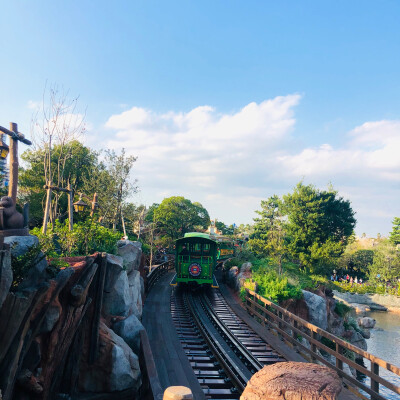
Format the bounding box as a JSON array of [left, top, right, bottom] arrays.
[[355, 311, 400, 399]]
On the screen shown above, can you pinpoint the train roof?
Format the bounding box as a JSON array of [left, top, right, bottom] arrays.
[[183, 232, 213, 240]]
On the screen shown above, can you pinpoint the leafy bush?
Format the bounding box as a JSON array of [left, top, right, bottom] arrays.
[[253, 270, 303, 303], [334, 301, 352, 318], [31, 219, 122, 256], [11, 244, 46, 288]]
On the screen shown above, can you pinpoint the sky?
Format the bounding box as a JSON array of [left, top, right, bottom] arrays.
[[1, 1, 400, 237]]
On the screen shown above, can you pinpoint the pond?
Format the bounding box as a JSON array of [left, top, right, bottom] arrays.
[[355, 311, 400, 400]]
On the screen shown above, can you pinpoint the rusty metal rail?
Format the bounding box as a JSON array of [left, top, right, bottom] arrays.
[[245, 289, 400, 400]]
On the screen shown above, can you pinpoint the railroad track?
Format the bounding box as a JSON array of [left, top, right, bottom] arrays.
[[170, 287, 285, 399]]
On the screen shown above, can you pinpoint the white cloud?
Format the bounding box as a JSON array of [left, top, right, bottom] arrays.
[[103, 96, 400, 237]]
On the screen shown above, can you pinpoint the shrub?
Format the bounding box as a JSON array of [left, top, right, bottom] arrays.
[[31, 219, 122, 256], [253, 270, 303, 303], [334, 301, 352, 318]]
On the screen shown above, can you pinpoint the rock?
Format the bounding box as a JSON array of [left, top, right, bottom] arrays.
[[241, 362, 342, 400], [227, 266, 239, 290], [103, 269, 132, 317], [80, 322, 141, 393], [240, 262, 252, 273], [349, 331, 368, 359], [353, 304, 371, 313], [117, 240, 142, 273], [5, 235, 39, 257], [112, 314, 145, 354], [164, 386, 193, 400], [361, 329, 371, 339], [4, 235, 49, 290], [40, 302, 61, 333], [357, 317, 376, 329], [104, 254, 124, 293], [302, 290, 328, 330], [128, 270, 142, 318], [0, 249, 12, 309]]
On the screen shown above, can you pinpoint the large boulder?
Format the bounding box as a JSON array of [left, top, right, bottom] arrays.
[[241, 362, 342, 400], [357, 317, 376, 329], [227, 266, 239, 290], [103, 269, 132, 317], [80, 322, 141, 393], [0, 249, 12, 309], [5, 235, 49, 290], [302, 290, 328, 330], [117, 240, 142, 273], [128, 270, 142, 318], [112, 314, 145, 354], [104, 254, 124, 293]]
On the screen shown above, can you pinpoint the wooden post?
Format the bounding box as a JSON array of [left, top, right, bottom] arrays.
[[90, 192, 98, 217], [335, 342, 343, 370], [8, 123, 18, 203], [68, 182, 73, 231], [371, 362, 379, 398], [42, 181, 52, 234], [311, 331, 318, 361]]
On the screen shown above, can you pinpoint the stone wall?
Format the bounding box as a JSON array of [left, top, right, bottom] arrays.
[[333, 290, 400, 311]]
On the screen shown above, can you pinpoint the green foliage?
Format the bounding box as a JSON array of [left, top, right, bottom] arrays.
[[154, 196, 210, 242], [334, 301, 352, 317], [338, 249, 374, 279], [368, 239, 400, 284], [283, 183, 356, 274], [31, 220, 122, 256], [253, 270, 303, 303], [11, 244, 46, 288], [215, 221, 234, 235], [390, 217, 400, 245]]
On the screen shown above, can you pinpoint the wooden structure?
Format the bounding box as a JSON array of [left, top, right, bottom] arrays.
[[244, 289, 400, 400]]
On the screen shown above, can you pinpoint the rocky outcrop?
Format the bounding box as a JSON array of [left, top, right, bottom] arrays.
[[0, 249, 12, 309], [5, 235, 49, 290], [103, 246, 143, 319], [357, 317, 376, 329], [333, 291, 389, 311], [302, 290, 328, 330], [112, 314, 145, 354], [241, 362, 342, 400], [117, 240, 142, 273], [80, 322, 141, 393]]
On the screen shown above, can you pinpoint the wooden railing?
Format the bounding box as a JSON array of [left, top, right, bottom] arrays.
[[146, 259, 174, 294], [245, 289, 400, 400]]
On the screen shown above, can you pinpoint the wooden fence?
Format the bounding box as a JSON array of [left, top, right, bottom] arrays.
[[244, 289, 400, 400], [146, 259, 174, 294]]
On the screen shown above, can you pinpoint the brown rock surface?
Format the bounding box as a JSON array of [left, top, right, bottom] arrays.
[[241, 362, 342, 400]]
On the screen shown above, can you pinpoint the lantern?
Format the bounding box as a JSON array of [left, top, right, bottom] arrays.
[[73, 196, 88, 212], [0, 141, 9, 160]]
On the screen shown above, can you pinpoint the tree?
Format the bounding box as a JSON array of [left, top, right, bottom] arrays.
[[282, 183, 356, 274], [82, 148, 137, 231], [29, 85, 87, 226], [215, 221, 234, 235], [369, 239, 400, 283], [389, 217, 400, 245], [154, 196, 210, 242], [19, 141, 98, 226]]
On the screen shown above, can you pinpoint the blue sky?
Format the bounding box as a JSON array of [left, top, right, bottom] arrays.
[[1, 1, 400, 236]]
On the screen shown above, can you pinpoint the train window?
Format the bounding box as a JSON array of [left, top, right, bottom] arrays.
[[190, 243, 201, 254], [202, 243, 210, 255]]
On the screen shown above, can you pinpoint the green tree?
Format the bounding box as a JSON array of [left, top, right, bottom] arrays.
[[283, 183, 356, 274], [389, 217, 400, 245], [369, 239, 400, 283], [19, 141, 98, 226], [215, 220, 234, 235], [154, 196, 210, 242]]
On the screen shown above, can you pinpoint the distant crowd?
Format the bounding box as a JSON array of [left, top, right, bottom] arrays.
[[330, 272, 363, 285]]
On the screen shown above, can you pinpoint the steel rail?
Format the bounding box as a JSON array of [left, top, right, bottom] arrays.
[[199, 292, 263, 374], [185, 291, 247, 393]]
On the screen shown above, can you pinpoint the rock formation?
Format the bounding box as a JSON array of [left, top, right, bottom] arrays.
[[241, 362, 342, 400]]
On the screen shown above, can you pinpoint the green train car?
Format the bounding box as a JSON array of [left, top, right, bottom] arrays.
[[170, 232, 219, 288], [216, 237, 235, 260]]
